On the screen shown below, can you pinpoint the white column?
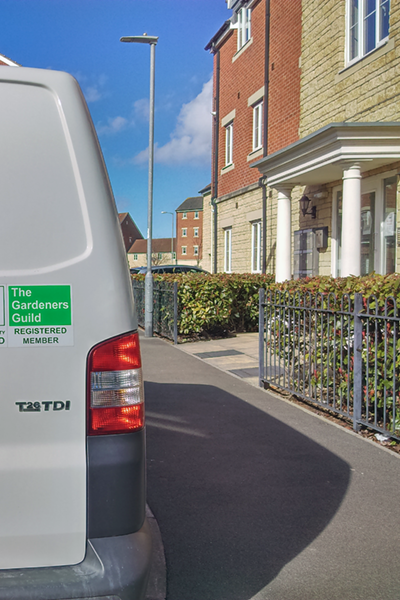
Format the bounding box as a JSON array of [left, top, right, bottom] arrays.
[[341, 165, 361, 277], [275, 186, 292, 282]]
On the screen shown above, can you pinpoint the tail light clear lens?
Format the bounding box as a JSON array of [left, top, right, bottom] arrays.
[[87, 332, 144, 435]]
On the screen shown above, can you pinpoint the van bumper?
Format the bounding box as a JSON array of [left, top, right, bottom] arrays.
[[0, 519, 152, 600]]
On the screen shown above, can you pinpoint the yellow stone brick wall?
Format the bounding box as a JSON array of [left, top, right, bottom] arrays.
[[301, 0, 400, 137], [201, 191, 213, 272], [266, 185, 337, 278], [216, 188, 263, 273]]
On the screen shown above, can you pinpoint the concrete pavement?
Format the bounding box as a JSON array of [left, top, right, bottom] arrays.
[[142, 333, 400, 600], [178, 332, 261, 388]]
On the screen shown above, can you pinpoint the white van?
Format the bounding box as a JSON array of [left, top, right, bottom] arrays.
[[0, 67, 151, 599]]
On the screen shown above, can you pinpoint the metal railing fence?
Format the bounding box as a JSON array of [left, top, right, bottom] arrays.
[[259, 289, 400, 440], [132, 279, 178, 344]]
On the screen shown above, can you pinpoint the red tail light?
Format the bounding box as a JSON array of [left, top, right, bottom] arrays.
[[87, 332, 144, 435]]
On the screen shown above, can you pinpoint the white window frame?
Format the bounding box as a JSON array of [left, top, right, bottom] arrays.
[[346, 0, 390, 65], [224, 228, 232, 273], [194, 227, 199, 238], [251, 221, 262, 273], [182, 228, 187, 237], [182, 246, 187, 255], [253, 101, 263, 151], [237, 7, 251, 50], [182, 212, 187, 219], [193, 245, 199, 256], [225, 122, 233, 166], [194, 211, 199, 219]]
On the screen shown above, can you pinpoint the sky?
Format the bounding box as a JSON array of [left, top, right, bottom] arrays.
[[0, 0, 230, 238]]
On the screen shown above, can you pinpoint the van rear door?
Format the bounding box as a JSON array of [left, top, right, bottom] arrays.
[[0, 67, 136, 569]]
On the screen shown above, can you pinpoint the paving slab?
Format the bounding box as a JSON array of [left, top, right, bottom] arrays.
[[179, 333, 261, 387]]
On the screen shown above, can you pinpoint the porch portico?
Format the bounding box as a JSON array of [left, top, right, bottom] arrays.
[[253, 123, 400, 282]]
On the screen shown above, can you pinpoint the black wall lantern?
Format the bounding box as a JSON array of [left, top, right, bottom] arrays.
[[300, 194, 316, 219]]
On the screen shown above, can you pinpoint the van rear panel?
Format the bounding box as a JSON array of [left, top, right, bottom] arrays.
[[0, 68, 139, 570]]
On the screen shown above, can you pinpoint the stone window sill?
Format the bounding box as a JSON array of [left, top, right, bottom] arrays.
[[232, 38, 253, 63], [221, 163, 235, 175], [336, 38, 394, 83], [247, 148, 263, 162]]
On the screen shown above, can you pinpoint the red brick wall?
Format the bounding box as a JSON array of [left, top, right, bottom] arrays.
[[211, 0, 301, 198], [215, 0, 266, 199], [176, 211, 203, 261], [268, 0, 301, 154]]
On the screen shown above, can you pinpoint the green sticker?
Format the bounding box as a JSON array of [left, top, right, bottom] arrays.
[[0, 286, 4, 327], [9, 285, 72, 326]]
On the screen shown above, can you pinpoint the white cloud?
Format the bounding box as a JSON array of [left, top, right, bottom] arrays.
[[96, 98, 149, 137], [74, 72, 108, 104], [134, 77, 213, 166], [133, 98, 150, 121], [85, 86, 103, 103], [96, 116, 129, 136]]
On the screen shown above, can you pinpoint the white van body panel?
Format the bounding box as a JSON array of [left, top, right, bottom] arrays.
[[0, 68, 137, 569]]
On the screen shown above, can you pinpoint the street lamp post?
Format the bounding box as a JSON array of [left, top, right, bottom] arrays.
[[120, 34, 158, 337], [161, 211, 175, 264]]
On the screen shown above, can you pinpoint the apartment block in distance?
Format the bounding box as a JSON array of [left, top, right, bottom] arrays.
[[176, 196, 204, 266], [128, 238, 176, 269]]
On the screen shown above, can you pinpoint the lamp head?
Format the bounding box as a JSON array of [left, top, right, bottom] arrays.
[[120, 35, 159, 45]]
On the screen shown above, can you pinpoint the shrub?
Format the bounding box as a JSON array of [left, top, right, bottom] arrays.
[[132, 272, 400, 337]]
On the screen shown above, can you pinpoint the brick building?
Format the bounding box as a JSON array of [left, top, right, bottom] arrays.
[[206, 0, 400, 281], [175, 196, 204, 266], [254, 0, 400, 280], [204, 0, 302, 273], [118, 212, 143, 252], [128, 238, 176, 269]]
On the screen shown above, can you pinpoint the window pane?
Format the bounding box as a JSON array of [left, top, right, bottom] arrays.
[[350, 0, 359, 59], [253, 103, 263, 150], [364, 0, 377, 54], [225, 229, 232, 272], [380, 0, 390, 39], [252, 222, 261, 272], [383, 176, 396, 274], [245, 9, 251, 43], [360, 192, 375, 275], [350, 0, 359, 26], [237, 7, 251, 50], [225, 123, 233, 165], [237, 9, 243, 49]]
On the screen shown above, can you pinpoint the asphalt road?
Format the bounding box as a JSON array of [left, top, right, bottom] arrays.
[[141, 336, 400, 600]]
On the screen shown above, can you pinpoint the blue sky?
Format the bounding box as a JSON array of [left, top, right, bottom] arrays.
[[0, 0, 230, 238]]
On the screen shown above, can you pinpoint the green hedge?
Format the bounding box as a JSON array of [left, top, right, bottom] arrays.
[[132, 273, 400, 337]]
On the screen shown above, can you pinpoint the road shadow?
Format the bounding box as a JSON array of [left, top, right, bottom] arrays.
[[145, 381, 350, 600]]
